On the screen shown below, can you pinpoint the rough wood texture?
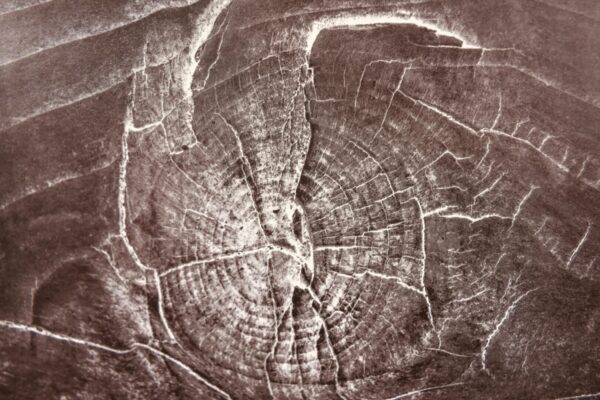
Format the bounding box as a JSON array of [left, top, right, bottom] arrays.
[[1, 1, 599, 399]]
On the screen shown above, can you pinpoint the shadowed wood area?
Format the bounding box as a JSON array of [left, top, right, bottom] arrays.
[[1, 1, 599, 399]]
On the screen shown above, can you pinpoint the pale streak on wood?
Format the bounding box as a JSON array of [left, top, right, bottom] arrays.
[[0, 320, 233, 400]]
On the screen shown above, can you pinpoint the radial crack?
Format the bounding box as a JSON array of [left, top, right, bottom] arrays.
[[214, 112, 267, 237], [307, 289, 349, 400], [153, 270, 179, 344], [414, 197, 438, 340]]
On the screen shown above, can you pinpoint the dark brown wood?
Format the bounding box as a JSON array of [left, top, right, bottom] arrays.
[[1, 1, 599, 399]]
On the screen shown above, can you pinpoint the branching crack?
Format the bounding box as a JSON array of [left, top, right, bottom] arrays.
[[214, 112, 267, 238], [481, 288, 538, 372]]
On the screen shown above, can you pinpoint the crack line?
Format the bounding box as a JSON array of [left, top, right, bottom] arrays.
[[386, 382, 465, 400], [0, 320, 232, 400], [481, 288, 538, 372], [566, 222, 591, 268]]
